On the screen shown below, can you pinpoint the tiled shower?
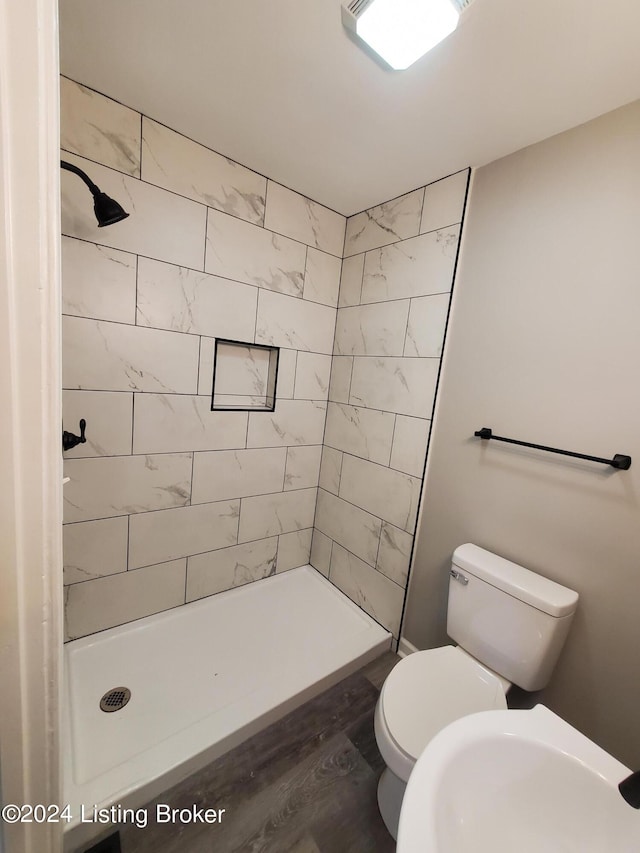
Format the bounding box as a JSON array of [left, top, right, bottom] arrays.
[[61, 75, 468, 643]]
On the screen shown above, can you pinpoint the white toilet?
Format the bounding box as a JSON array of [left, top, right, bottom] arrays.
[[375, 543, 579, 839]]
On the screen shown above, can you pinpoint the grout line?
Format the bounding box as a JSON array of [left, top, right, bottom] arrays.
[[282, 448, 289, 492], [346, 356, 355, 403], [417, 186, 427, 235], [197, 336, 204, 396], [389, 415, 397, 468], [321, 528, 404, 592], [64, 233, 447, 311], [202, 208, 209, 272], [292, 349, 299, 398], [138, 113, 143, 179], [337, 449, 344, 495], [126, 514, 131, 571], [301, 245, 309, 300], [253, 291, 260, 344], [130, 392, 136, 454], [134, 253, 139, 325], [62, 389, 431, 424], [373, 521, 384, 570], [327, 538, 334, 580], [188, 451, 195, 506], [402, 297, 412, 357]]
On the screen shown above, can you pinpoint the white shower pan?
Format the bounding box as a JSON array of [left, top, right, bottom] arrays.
[[63, 565, 391, 848]]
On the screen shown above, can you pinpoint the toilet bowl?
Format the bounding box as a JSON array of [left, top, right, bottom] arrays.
[[374, 646, 508, 837], [374, 544, 579, 839]]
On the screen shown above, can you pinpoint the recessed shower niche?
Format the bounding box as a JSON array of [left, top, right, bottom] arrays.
[[211, 339, 279, 411]]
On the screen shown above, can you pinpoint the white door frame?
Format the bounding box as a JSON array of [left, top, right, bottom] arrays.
[[0, 0, 63, 851]]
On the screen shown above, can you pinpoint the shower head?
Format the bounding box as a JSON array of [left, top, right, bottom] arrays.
[[61, 160, 129, 227]]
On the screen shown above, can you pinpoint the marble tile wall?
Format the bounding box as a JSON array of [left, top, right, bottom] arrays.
[[312, 169, 470, 639], [60, 76, 345, 641], [60, 75, 469, 646]]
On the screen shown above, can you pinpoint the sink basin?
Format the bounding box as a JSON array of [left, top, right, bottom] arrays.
[[397, 704, 640, 853]]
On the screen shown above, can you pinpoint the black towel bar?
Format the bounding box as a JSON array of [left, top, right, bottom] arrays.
[[474, 428, 631, 470]]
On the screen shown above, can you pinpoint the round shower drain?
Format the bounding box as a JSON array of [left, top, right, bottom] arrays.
[[99, 687, 131, 713]]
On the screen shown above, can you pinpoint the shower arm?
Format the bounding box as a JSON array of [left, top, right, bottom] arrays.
[[61, 160, 101, 196]]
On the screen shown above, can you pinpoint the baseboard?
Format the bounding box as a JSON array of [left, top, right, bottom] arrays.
[[397, 637, 419, 658]]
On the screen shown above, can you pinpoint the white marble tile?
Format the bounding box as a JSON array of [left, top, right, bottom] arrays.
[[310, 529, 333, 578], [186, 538, 278, 602], [133, 394, 247, 454], [329, 544, 403, 636], [338, 254, 364, 307], [65, 559, 186, 641], [344, 188, 424, 257], [61, 152, 207, 270], [128, 500, 240, 569], [404, 293, 450, 357], [63, 316, 200, 394], [275, 348, 297, 399], [324, 402, 395, 465], [62, 236, 136, 323], [141, 118, 266, 225], [198, 341, 294, 400], [276, 529, 313, 573], [255, 290, 336, 355], [334, 300, 410, 357], [361, 226, 460, 304], [284, 445, 322, 491], [191, 448, 286, 504], [329, 356, 353, 404], [60, 77, 141, 177], [339, 454, 421, 533], [62, 390, 132, 458], [197, 338, 215, 397], [303, 248, 342, 307], [390, 415, 431, 477], [63, 517, 129, 585], [136, 256, 258, 339], [247, 400, 326, 448], [319, 446, 343, 495], [213, 394, 270, 409], [213, 341, 273, 407], [349, 357, 439, 418], [205, 209, 306, 297], [294, 352, 332, 400], [314, 489, 381, 567], [63, 453, 192, 523], [264, 181, 345, 257], [377, 522, 414, 587], [238, 488, 317, 543], [420, 170, 469, 234]]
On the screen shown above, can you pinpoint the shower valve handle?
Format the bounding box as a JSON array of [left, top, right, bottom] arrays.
[[63, 418, 87, 452]]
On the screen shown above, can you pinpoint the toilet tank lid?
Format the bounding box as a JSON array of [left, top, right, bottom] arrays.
[[452, 544, 579, 617]]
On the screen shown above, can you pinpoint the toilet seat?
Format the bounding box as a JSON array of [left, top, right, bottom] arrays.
[[377, 646, 507, 781]]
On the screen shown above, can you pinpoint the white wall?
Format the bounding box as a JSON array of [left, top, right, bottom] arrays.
[[404, 100, 640, 766]]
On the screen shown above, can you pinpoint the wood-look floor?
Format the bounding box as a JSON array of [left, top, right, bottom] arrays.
[[114, 652, 400, 853]]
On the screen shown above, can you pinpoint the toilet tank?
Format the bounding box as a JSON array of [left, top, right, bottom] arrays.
[[447, 544, 579, 691]]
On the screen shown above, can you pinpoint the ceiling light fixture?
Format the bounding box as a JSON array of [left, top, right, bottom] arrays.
[[342, 0, 471, 70]]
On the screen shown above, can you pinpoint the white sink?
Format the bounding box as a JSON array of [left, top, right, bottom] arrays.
[[397, 704, 640, 853]]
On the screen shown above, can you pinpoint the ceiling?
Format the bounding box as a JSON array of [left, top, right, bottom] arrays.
[[59, 0, 640, 216]]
